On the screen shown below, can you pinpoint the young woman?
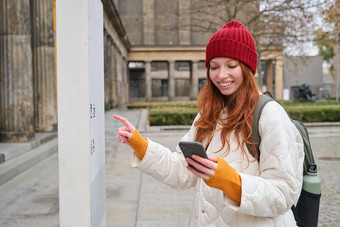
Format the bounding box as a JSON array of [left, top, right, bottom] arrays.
[[114, 20, 304, 226]]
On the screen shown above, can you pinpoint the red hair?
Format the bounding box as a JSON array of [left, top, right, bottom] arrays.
[[195, 63, 259, 162]]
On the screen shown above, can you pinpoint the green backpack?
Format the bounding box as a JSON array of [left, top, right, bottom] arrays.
[[249, 94, 321, 227]]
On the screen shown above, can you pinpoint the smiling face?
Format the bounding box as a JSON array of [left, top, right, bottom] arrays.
[[209, 57, 244, 96]]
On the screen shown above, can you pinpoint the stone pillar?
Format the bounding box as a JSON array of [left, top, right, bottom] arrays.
[[0, 0, 35, 142], [116, 53, 123, 105], [143, 0, 155, 45], [125, 60, 130, 103], [120, 56, 127, 104], [266, 60, 273, 95], [179, 0, 190, 45], [190, 60, 199, 99], [111, 44, 117, 107], [168, 60, 175, 101], [31, 0, 57, 132], [275, 57, 283, 100], [145, 61, 152, 101], [103, 31, 111, 110]]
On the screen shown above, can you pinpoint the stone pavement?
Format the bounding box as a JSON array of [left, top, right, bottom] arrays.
[[0, 107, 339, 226]]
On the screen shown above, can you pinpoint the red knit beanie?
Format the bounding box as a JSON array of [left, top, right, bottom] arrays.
[[205, 20, 257, 74]]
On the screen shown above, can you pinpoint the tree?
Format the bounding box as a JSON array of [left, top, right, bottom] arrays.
[[156, 0, 329, 86], [314, 1, 335, 75]]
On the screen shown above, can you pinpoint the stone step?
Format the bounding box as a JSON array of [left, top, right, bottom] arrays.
[[0, 138, 58, 185], [0, 132, 57, 164]]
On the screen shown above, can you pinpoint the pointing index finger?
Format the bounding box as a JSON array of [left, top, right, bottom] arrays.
[[113, 114, 133, 128]]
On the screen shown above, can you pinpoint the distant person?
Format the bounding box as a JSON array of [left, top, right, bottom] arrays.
[[114, 20, 304, 226]]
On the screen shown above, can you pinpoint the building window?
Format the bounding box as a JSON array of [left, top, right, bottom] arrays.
[[152, 79, 168, 97], [175, 79, 190, 96], [175, 61, 190, 71], [151, 62, 167, 71], [161, 79, 168, 96], [130, 79, 145, 98], [198, 61, 206, 70], [130, 79, 139, 98], [199, 78, 207, 91]]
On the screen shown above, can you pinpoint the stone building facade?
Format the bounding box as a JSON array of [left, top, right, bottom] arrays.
[[116, 0, 210, 102], [115, 0, 285, 102], [283, 56, 325, 100], [0, 0, 289, 142], [0, 0, 130, 142], [102, 0, 131, 109]]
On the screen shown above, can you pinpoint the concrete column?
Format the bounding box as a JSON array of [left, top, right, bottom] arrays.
[[104, 31, 111, 110], [168, 60, 175, 101], [190, 60, 199, 99], [0, 0, 35, 142], [143, 0, 155, 45], [126, 60, 130, 103], [256, 58, 263, 89], [31, 0, 57, 132], [275, 57, 283, 100], [266, 60, 273, 95], [145, 61, 152, 101], [119, 55, 127, 105], [179, 0, 190, 45], [116, 53, 126, 105], [116, 54, 127, 105], [111, 44, 118, 107], [56, 0, 106, 226], [122, 59, 128, 103]]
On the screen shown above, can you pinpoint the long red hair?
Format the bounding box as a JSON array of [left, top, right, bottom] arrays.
[[195, 62, 259, 161]]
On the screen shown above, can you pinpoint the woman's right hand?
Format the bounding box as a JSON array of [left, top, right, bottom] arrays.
[[113, 114, 136, 144]]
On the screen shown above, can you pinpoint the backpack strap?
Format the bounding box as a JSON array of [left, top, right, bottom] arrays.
[[250, 94, 316, 175], [248, 94, 274, 160], [291, 119, 316, 175]]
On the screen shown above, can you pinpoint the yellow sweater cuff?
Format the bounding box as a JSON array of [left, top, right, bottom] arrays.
[[205, 156, 242, 203], [128, 129, 148, 160]]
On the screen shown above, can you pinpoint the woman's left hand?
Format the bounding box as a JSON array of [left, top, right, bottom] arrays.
[[185, 155, 218, 180]]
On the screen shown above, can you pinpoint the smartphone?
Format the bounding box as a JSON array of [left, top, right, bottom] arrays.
[[179, 141, 208, 159], [179, 141, 208, 172]]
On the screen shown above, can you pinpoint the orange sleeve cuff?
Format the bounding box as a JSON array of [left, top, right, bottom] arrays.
[[127, 129, 148, 160], [205, 156, 242, 203]]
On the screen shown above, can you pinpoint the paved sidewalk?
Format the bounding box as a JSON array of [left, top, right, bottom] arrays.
[[0, 107, 339, 226], [106, 124, 193, 227], [0, 107, 145, 226]]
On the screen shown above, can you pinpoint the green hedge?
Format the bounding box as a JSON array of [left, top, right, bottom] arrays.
[[285, 105, 340, 122], [127, 100, 197, 109], [149, 109, 198, 125], [128, 101, 340, 126]]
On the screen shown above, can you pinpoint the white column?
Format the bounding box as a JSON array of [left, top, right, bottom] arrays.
[[56, 0, 106, 226]]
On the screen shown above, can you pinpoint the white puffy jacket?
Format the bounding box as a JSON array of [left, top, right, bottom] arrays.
[[131, 101, 304, 227]]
